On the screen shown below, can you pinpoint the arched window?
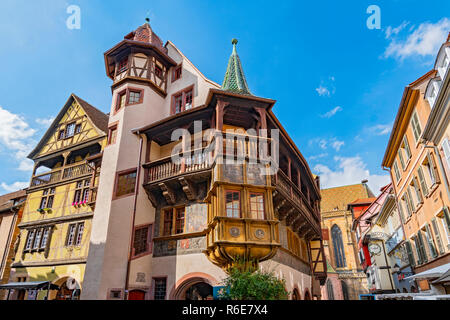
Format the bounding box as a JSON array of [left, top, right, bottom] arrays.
[[326, 279, 334, 300], [341, 280, 349, 300], [331, 225, 346, 268]]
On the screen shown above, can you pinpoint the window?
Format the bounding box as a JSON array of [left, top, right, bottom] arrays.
[[404, 241, 415, 267], [398, 149, 406, 170], [417, 167, 429, 196], [39, 188, 55, 210], [402, 136, 412, 159], [73, 179, 90, 204], [172, 65, 182, 82], [172, 87, 194, 114], [423, 224, 437, 258], [326, 279, 334, 300], [442, 138, 450, 172], [412, 177, 423, 204], [128, 91, 141, 104], [162, 208, 185, 236], [331, 224, 346, 268], [175, 208, 185, 234], [155, 65, 162, 78], [75, 222, 84, 246], [115, 170, 137, 197], [393, 161, 401, 182], [24, 229, 35, 251], [118, 57, 128, 73], [65, 123, 76, 138], [25, 227, 52, 251], [108, 124, 118, 145], [133, 225, 152, 257], [66, 222, 84, 246], [153, 278, 166, 300], [225, 190, 240, 218], [410, 112, 422, 143], [116, 91, 127, 111], [249, 192, 265, 219], [75, 124, 82, 134]]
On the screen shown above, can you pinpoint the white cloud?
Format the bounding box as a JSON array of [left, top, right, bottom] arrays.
[[0, 105, 36, 171], [368, 124, 392, 136], [315, 85, 330, 97], [309, 137, 345, 152], [308, 153, 328, 161], [36, 117, 55, 127], [385, 18, 450, 59], [314, 156, 390, 194], [321, 106, 342, 118], [0, 181, 28, 193], [331, 140, 345, 151], [385, 21, 410, 39]]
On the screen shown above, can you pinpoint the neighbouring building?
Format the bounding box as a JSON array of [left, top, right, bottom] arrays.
[[81, 21, 326, 300], [382, 65, 450, 295], [353, 184, 415, 294], [0, 190, 27, 299], [320, 183, 373, 300], [1, 94, 108, 300]]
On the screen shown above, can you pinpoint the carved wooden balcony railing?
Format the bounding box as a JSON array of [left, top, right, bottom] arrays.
[[30, 162, 94, 189], [273, 170, 321, 235]]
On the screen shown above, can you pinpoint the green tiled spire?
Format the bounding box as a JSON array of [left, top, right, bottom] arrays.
[[222, 39, 252, 95]]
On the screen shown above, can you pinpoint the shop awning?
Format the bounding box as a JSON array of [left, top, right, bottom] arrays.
[[404, 263, 450, 280], [0, 281, 59, 290]]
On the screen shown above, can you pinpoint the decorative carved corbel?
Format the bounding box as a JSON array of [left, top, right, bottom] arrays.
[[158, 182, 176, 205]]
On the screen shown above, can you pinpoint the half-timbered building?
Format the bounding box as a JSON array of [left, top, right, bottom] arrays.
[[4, 94, 108, 300], [82, 21, 326, 300]]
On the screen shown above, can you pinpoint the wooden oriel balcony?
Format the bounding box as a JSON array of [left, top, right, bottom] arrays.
[[30, 162, 94, 189], [272, 170, 321, 239]]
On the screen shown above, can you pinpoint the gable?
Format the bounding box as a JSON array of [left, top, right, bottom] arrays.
[[30, 95, 108, 159]]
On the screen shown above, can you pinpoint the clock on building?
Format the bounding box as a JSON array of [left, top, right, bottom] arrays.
[[368, 243, 382, 255]]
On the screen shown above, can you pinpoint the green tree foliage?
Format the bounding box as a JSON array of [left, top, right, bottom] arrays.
[[219, 265, 289, 300]]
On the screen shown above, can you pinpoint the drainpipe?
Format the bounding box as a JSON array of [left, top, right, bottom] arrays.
[[423, 144, 450, 202], [124, 132, 144, 300]]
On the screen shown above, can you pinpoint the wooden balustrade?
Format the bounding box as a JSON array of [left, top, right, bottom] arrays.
[[30, 162, 93, 188]]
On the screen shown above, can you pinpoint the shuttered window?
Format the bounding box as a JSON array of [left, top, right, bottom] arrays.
[[424, 224, 437, 258], [413, 177, 423, 203], [393, 161, 401, 182], [404, 241, 415, 267], [417, 167, 429, 196], [411, 112, 422, 142], [431, 218, 444, 255]]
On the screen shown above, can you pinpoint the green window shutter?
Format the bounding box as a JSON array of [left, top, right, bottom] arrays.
[[431, 218, 444, 255], [417, 231, 428, 263], [403, 136, 412, 159], [418, 167, 429, 196], [425, 224, 437, 258], [398, 149, 406, 170], [404, 241, 415, 267], [413, 177, 423, 203]]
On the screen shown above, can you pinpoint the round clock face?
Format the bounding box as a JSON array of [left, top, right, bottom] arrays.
[[368, 244, 381, 254]]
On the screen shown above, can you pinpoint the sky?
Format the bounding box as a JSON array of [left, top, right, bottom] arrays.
[[0, 0, 449, 195]]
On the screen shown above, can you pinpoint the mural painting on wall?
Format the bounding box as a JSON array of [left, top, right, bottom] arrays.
[[185, 203, 207, 233]]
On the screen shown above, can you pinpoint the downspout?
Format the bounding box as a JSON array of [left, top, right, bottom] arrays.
[[124, 132, 144, 300]]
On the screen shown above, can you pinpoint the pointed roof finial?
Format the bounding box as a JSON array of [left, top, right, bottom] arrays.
[[222, 38, 252, 95]]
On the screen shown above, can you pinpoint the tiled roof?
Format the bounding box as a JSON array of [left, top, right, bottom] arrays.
[[320, 184, 372, 213], [72, 94, 109, 133], [0, 189, 26, 212], [222, 39, 251, 95]]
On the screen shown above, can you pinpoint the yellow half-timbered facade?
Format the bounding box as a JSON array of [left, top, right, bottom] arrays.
[[7, 94, 108, 300]]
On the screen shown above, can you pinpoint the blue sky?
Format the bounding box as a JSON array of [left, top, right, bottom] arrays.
[[0, 0, 448, 194]]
